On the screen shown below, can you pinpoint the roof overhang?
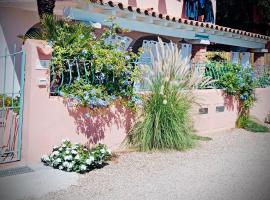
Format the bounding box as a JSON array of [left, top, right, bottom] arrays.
[[63, 2, 268, 49]]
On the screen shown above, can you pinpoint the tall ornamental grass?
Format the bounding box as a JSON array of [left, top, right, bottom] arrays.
[[127, 38, 213, 151]]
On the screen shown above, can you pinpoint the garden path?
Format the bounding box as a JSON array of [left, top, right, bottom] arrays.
[[2, 129, 270, 200]]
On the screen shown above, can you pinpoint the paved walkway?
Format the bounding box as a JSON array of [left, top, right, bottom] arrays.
[[1, 129, 270, 200], [0, 164, 79, 200]]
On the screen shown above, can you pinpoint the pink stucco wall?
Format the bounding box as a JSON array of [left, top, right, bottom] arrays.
[[104, 0, 183, 17], [21, 40, 270, 164], [250, 88, 270, 122], [22, 40, 134, 163], [192, 89, 239, 134]]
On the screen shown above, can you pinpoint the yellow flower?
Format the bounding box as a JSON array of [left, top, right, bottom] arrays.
[[163, 99, 168, 105]]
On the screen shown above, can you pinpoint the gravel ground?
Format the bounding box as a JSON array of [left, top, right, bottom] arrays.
[[37, 129, 270, 200]]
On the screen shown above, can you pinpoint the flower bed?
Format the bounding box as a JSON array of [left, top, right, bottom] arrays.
[[41, 139, 111, 173]]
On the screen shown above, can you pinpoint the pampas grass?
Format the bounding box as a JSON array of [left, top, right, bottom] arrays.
[[127, 38, 213, 151]]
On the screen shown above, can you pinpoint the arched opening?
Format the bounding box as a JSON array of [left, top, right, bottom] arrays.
[[131, 35, 170, 53]]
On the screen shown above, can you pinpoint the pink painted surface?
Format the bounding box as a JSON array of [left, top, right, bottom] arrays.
[[21, 40, 270, 164], [104, 0, 183, 18], [22, 40, 134, 163], [99, 1, 217, 23], [192, 89, 239, 134], [250, 88, 270, 122]]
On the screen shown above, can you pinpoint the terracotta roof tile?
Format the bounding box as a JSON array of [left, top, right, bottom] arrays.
[[91, 0, 270, 41]]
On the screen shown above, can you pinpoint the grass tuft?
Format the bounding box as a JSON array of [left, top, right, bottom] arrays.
[[239, 116, 269, 133], [127, 38, 213, 151]]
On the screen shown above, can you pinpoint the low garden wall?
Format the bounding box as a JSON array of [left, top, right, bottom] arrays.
[[21, 40, 270, 163]]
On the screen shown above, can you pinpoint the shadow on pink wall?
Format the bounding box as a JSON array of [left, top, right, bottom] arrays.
[[21, 39, 270, 164], [222, 93, 236, 111], [64, 100, 134, 145]]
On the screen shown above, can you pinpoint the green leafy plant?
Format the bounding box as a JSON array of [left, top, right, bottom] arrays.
[[205, 61, 257, 120], [27, 15, 142, 108], [127, 38, 213, 151], [41, 139, 111, 173], [0, 95, 20, 113], [256, 72, 270, 88], [238, 116, 269, 133]]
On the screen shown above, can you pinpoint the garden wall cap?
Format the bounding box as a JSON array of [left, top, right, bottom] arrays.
[[89, 0, 270, 41]]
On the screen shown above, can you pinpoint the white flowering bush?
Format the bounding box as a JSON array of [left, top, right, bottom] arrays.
[[41, 139, 111, 173]]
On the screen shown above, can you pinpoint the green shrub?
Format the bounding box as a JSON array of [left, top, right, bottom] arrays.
[[256, 73, 270, 88], [41, 139, 111, 173], [25, 15, 142, 108], [238, 116, 269, 133], [205, 61, 257, 119], [127, 39, 213, 151]]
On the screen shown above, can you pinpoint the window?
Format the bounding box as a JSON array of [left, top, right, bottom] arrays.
[[180, 43, 192, 61], [241, 52, 251, 67]]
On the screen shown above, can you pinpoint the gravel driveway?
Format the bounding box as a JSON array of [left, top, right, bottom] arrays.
[[37, 129, 270, 200]]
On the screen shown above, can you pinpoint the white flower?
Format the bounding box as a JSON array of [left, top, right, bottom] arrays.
[[79, 34, 84, 39], [163, 99, 168, 105], [41, 155, 50, 162], [71, 144, 78, 150], [92, 22, 102, 29], [65, 150, 70, 154], [107, 149, 112, 155], [59, 165, 64, 170], [53, 145, 59, 150], [64, 155, 73, 161], [85, 159, 92, 165], [68, 163, 74, 169], [75, 155, 80, 160], [59, 147, 63, 151], [52, 158, 62, 166], [62, 139, 70, 143], [100, 148, 106, 154], [71, 150, 78, 155], [80, 165, 87, 171], [89, 156, 95, 162], [51, 151, 60, 157], [62, 144, 66, 148], [63, 161, 69, 168]]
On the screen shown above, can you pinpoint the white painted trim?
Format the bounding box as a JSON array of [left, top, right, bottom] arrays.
[[63, 6, 267, 49], [252, 48, 268, 53]]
